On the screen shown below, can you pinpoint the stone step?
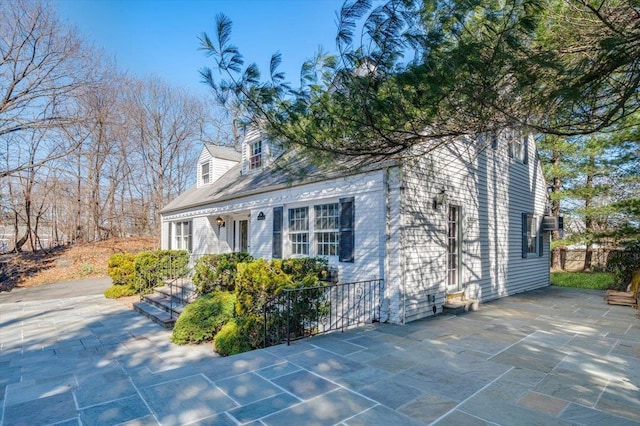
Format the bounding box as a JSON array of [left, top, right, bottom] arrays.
[[142, 292, 187, 315], [154, 285, 197, 303], [443, 299, 479, 315], [133, 301, 177, 328]]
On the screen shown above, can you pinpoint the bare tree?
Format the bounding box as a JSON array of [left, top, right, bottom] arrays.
[[0, 0, 95, 178], [123, 77, 206, 233]]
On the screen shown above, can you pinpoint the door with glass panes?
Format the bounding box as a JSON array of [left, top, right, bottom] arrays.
[[447, 205, 462, 291]]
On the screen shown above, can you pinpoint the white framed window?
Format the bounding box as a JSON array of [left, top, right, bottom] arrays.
[[314, 203, 339, 257], [174, 221, 192, 251], [522, 213, 540, 257], [288, 207, 308, 255], [249, 140, 263, 170], [201, 162, 210, 184], [509, 131, 527, 163], [512, 138, 524, 161]]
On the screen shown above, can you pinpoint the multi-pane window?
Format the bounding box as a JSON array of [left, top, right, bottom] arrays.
[[174, 221, 191, 251], [315, 204, 339, 256], [249, 141, 263, 170], [289, 207, 309, 255], [512, 138, 524, 161], [201, 162, 210, 184], [510, 131, 527, 163], [522, 213, 540, 257]]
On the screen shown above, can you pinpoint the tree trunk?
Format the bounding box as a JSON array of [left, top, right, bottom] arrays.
[[550, 150, 563, 270]]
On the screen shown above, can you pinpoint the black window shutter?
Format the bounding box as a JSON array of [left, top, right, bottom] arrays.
[[522, 213, 528, 258], [167, 222, 172, 250], [188, 220, 193, 252], [339, 197, 355, 263], [272, 206, 283, 259], [523, 136, 529, 164]]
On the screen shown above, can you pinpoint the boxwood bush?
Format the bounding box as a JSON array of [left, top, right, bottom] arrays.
[[172, 291, 236, 345], [107, 253, 136, 287], [134, 249, 189, 293]]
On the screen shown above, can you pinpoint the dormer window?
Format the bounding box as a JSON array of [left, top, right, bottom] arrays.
[[249, 140, 263, 170], [201, 162, 210, 184], [508, 131, 528, 163]]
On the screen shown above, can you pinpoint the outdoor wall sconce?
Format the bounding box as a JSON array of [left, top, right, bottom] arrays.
[[433, 189, 447, 210], [215, 217, 225, 229]]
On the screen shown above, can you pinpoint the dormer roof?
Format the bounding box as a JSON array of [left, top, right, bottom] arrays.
[[203, 143, 241, 162]]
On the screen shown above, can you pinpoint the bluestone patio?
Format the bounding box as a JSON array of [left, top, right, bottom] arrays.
[[1, 280, 639, 425]]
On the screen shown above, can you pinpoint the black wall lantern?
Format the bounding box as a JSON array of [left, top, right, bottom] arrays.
[[215, 216, 225, 229], [433, 189, 447, 210], [257, 211, 265, 221]]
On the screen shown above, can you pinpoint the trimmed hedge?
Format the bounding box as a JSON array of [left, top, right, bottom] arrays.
[[172, 291, 236, 344], [213, 257, 330, 355], [214, 319, 251, 356], [105, 249, 189, 298], [134, 250, 189, 293], [107, 253, 136, 287], [193, 252, 253, 294]]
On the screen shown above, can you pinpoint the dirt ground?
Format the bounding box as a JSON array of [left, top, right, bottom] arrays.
[[0, 237, 158, 292]]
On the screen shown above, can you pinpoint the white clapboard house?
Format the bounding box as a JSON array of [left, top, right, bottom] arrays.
[[159, 127, 551, 324]]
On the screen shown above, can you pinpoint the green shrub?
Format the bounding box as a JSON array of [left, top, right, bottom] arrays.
[[214, 319, 251, 356], [232, 258, 332, 349], [171, 291, 236, 345], [278, 257, 329, 283], [134, 250, 189, 294], [104, 284, 137, 299], [235, 259, 293, 317], [193, 252, 253, 294], [108, 253, 136, 286]]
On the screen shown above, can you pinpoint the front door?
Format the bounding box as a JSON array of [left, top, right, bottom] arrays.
[[239, 219, 248, 252], [447, 205, 461, 291]]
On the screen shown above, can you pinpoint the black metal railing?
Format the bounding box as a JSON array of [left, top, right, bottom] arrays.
[[262, 278, 383, 347], [135, 252, 199, 318], [165, 269, 198, 318]]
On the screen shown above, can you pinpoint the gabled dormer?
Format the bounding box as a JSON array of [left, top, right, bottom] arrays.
[[197, 144, 241, 188], [241, 126, 282, 175]]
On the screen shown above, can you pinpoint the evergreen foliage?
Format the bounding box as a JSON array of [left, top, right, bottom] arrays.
[[107, 253, 136, 287], [192, 252, 253, 294], [172, 291, 236, 345], [200, 0, 640, 165], [103, 284, 137, 299], [134, 250, 189, 293], [214, 319, 250, 356]]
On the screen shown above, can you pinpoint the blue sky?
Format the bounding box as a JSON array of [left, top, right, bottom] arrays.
[[54, 0, 346, 96]]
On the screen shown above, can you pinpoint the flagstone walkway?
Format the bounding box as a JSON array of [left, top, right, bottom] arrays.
[[1, 280, 639, 425]]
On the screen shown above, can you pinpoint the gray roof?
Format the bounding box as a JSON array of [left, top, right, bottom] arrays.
[[160, 153, 395, 214], [204, 143, 241, 161]]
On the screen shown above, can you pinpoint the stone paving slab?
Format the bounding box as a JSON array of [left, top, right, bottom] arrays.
[[1, 283, 640, 425]]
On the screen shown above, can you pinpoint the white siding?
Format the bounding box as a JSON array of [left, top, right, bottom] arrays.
[[384, 167, 403, 323], [163, 170, 388, 284], [398, 135, 549, 322], [197, 147, 239, 188], [240, 129, 282, 175]]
